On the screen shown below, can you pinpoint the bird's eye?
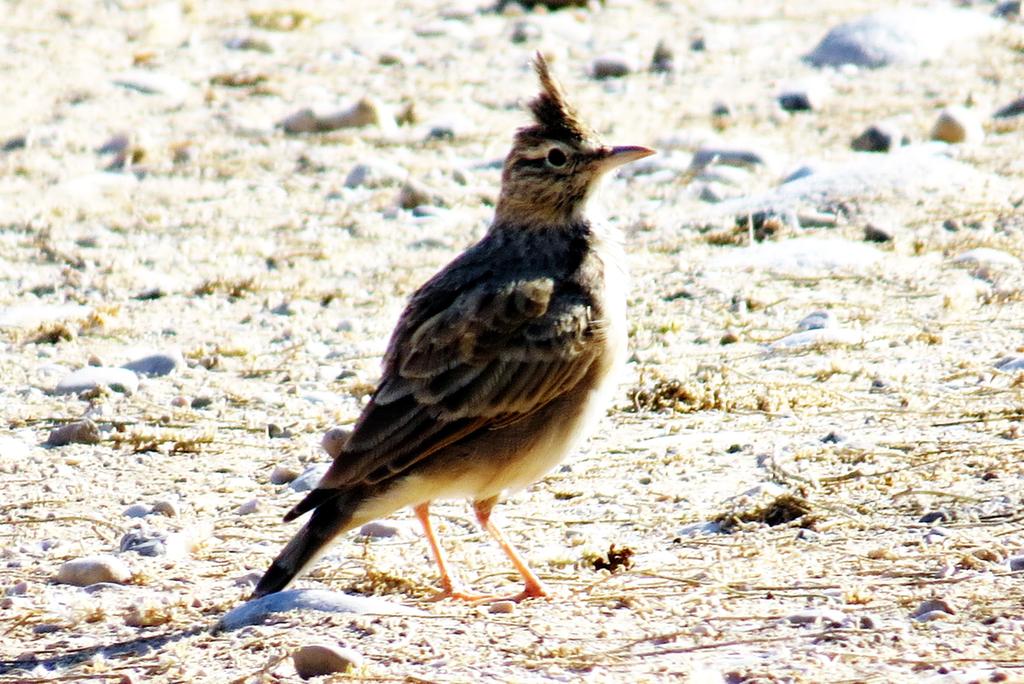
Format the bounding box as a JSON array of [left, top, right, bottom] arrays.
[[546, 148, 567, 167]]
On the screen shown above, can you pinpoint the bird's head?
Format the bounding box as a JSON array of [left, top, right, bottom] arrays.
[[494, 53, 654, 227]]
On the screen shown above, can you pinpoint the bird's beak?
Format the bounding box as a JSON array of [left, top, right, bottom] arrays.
[[595, 145, 656, 172]]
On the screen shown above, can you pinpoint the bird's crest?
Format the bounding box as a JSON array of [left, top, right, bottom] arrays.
[[520, 52, 593, 145]]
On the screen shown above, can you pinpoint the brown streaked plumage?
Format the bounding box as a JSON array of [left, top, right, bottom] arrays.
[[252, 53, 654, 602]]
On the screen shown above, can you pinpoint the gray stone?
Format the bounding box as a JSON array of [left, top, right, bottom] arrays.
[[691, 147, 767, 171], [279, 99, 384, 134], [510, 20, 541, 44], [796, 310, 833, 331], [123, 504, 152, 518], [778, 80, 828, 113], [216, 589, 422, 631], [270, 464, 301, 485], [770, 327, 864, 351], [650, 40, 674, 73], [993, 97, 1024, 119], [714, 147, 1010, 223], [805, 9, 996, 68], [851, 123, 905, 152], [784, 609, 852, 627], [112, 70, 191, 102], [120, 531, 166, 557], [46, 420, 101, 447], [235, 498, 260, 515], [289, 463, 329, 492], [344, 161, 408, 189], [292, 643, 363, 679], [122, 350, 182, 377], [863, 223, 894, 243], [55, 555, 131, 586], [54, 367, 138, 395], [996, 356, 1024, 372], [911, 597, 955, 619], [591, 55, 631, 80], [358, 521, 404, 538]]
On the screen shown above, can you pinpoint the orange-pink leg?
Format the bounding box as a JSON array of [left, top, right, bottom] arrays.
[[413, 503, 491, 602], [473, 497, 550, 602]]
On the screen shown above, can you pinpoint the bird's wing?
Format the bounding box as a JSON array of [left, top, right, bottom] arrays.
[[319, 275, 604, 489]]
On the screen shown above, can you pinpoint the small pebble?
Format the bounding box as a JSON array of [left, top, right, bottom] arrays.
[[488, 600, 516, 614], [915, 609, 951, 622], [851, 123, 905, 152], [650, 40, 674, 73], [270, 464, 301, 485], [112, 70, 190, 102], [993, 96, 1024, 119], [863, 223, 894, 243], [279, 99, 386, 134], [510, 20, 541, 44], [952, 248, 1020, 268], [784, 608, 850, 627], [121, 350, 182, 377], [290, 464, 329, 492], [821, 431, 846, 444], [691, 147, 766, 170], [151, 499, 179, 517], [120, 531, 166, 557], [777, 80, 828, 112], [235, 498, 260, 515], [918, 510, 951, 524], [911, 597, 955, 618], [769, 328, 863, 350], [359, 521, 403, 538], [797, 310, 833, 331], [591, 56, 631, 80], [1007, 555, 1024, 572], [190, 396, 213, 410], [123, 504, 152, 518], [322, 427, 352, 459], [54, 367, 139, 395], [292, 643, 363, 679], [994, 1, 1021, 19], [46, 419, 101, 447], [397, 180, 436, 210], [55, 555, 132, 586], [344, 161, 409, 189], [267, 423, 292, 439], [930, 106, 984, 144]]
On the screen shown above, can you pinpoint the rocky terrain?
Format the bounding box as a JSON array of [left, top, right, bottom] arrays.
[[2, 0, 1024, 682]]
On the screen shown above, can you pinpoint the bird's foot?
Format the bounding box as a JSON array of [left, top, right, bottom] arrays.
[[503, 580, 551, 603], [425, 584, 495, 603], [477, 580, 552, 604]]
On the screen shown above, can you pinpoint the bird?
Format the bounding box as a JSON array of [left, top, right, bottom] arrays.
[[252, 53, 653, 602]]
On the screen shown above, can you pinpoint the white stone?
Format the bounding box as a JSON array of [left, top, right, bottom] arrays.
[[55, 555, 132, 586]]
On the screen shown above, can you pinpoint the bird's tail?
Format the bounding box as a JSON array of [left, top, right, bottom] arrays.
[[251, 489, 356, 599]]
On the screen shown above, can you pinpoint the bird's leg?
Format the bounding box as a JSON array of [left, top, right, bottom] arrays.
[[413, 503, 491, 602], [473, 496, 550, 602]]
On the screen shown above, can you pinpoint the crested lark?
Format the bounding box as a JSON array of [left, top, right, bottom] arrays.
[[253, 53, 653, 602]]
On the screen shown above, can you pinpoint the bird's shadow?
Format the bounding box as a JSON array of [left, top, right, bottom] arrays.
[[0, 624, 206, 677]]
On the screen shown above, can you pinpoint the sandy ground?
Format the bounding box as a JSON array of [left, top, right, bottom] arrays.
[[2, 0, 1024, 682]]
